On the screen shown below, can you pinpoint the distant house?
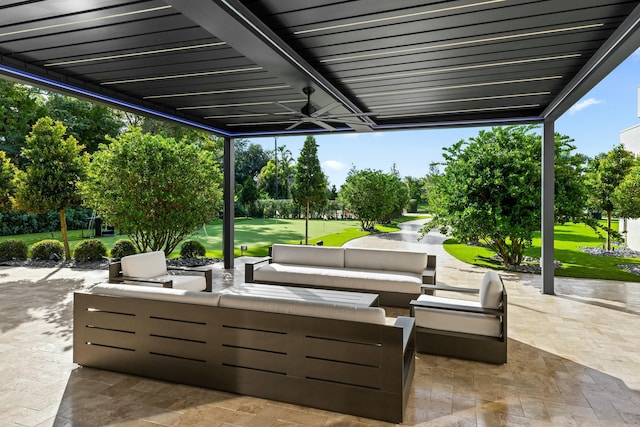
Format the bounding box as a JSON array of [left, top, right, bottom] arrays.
[[621, 85, 640, 250]]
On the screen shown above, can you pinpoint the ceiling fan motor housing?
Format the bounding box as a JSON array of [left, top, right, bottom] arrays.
[[301, 86, 317, 116], [301, 103, 317, 116]]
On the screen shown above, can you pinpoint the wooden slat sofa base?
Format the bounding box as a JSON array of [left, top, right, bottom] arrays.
[[73, 291, 415, 423]]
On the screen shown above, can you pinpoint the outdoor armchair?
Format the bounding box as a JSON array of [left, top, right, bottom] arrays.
[[108, 251, 212, 292], [411, 270, 507, 364]]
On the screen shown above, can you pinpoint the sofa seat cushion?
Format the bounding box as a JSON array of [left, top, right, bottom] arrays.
[[121, 251, 167, 278], [271, 244, 345, 268], [124, 274, 206, 292], [413, 295, 501, 337], [219, 290, 386, 324], [91, 283, 220, 305], [253, 263, 422, 294], [344, 247, 428, 274]]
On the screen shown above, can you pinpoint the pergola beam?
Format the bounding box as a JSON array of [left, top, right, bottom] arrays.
[[163, 0, 373, 132]]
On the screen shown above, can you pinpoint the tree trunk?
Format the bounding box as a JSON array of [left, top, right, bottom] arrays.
[[60, 208, 71, 260], [607, 210, 612, 251], [305, 199, 310, 245]]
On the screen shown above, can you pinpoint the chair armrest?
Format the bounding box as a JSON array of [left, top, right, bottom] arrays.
[[410, 299, 502, 316], [244, 256, 272, 282], [421, 269, 436, 285], [421, 255, 437, 285], [394, 316, 415, 353], [420, 284, 479, 295], [108, 261, 122, 282], [110, 275, 173, 288], [167, 266, 213, 292]]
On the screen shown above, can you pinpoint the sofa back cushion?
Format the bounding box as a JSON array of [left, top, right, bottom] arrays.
[[479, 271, 504, 309], [91, 283, 221, 306], [121, 251, 167, 278], [219, 293, 386, 324], [271, 244, 344, 268], [344, 248, 428, 274]]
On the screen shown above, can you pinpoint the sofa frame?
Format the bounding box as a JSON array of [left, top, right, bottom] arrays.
[[411, 283, 507, 364], [108, 260, 213, 292], [74, 292, 415, 423]]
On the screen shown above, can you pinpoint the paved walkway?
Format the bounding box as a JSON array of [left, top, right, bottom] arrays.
[[1, 220, 640, 426]]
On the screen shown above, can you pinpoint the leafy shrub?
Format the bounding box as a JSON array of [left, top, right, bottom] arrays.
[[0, 239, 28, 261], [31, 239, 64, 260], [180, 240, 206, 258], [110, 239, 137, 259], [74, 239, 107, 262]]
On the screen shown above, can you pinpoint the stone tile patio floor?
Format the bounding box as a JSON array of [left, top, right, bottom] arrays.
[[1, 220, 639, 426]]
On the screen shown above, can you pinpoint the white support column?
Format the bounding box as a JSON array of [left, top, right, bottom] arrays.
[[223, 136, 235, 270], [542, 120, 555, 295]]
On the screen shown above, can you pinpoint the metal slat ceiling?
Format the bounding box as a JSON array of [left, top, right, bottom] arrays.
[[1, 0, 639, 137]]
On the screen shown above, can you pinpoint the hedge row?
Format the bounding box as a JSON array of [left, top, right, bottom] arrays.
[[238, 199, 351, 220], [0, 208, 93, 236]]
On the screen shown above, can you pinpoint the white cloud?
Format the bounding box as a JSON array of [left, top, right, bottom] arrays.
[[323, 160, 346, 171], [569, 98, 602, 114]]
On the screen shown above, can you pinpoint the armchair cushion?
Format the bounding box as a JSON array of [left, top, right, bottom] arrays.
[[479, 270, 503, 309], [119, 251, 207, 291], [413, 295, 501, 337], [121, 251, 167, 278]]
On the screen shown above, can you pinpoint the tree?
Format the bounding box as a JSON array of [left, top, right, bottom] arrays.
[[613, 159, 640, 223], [45, 93, 124, 153], [291, 136, 327, 244], [388, 167, 409, 221], [423, 125, 588, 266], [586, 144, 635, 250], [404, 176, 426, 203], [422, 164, 441, 213], [13, 117, 89, 260], [257, 144, 295, 199], [238, 176, 260, 216], [0, 81, 46, 166], [80, 128, 223, 255], [340, 168, 407, 231], [328, 184, 338, 200], [234, 139, 271, 186], [0, 150, 17, 211]]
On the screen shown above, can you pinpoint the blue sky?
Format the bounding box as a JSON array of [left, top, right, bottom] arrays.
[[248, 48, 640, 188]]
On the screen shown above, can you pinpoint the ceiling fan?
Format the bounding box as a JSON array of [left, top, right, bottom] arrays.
[[275, 87, 376, 131]]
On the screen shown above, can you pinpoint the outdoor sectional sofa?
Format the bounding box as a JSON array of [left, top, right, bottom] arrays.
[[73, 283, 416, 423], [245, 244, 436, 307]]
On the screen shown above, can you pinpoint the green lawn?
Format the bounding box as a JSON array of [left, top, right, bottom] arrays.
[[0, 215, 426, 259], [443, 221, 640, 282]]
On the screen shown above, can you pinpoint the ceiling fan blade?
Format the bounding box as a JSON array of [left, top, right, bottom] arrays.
[[286, 121, 304, 131], [321, 117, 373, 125], [311, 119, 336, 132], [322, 112, 379, 118], [311, 101, 341, 117], [274, 101, 302, 115]]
